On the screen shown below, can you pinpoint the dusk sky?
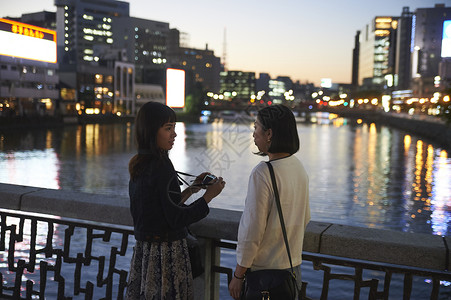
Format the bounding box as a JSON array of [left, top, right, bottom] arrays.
[[1, 0, 448, 86]]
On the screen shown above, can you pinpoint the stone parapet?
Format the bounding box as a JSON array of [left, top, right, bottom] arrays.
[[0, 182, 448, 272]]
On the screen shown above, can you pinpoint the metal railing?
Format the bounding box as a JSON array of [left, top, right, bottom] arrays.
[[0, 208, 132, 299], [1, 207, 450, 300]]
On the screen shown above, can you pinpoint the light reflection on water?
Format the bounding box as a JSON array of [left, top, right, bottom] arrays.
[[0, 116, 449, 236], [0, 114, 450, 298]]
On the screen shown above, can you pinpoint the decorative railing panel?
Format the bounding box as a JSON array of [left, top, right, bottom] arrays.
[[208, 240, 451, 300], [0, 208, 133, 299], [1, 208, 450, 300]]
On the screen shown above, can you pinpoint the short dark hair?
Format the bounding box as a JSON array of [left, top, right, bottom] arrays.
[[257, 105, 299, 155], [129, 102, 176, 179]]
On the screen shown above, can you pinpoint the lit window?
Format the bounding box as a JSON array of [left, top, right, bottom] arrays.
[[95, 74, 103, 84]]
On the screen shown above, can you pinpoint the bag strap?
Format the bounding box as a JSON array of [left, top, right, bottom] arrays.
[[265, 161, 295, 273]]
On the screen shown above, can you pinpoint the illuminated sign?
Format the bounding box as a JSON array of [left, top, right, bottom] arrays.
[[441, 20, 451, 58], [166, 68, 185, 108], [320, 78, 332, 88], [0, 18, 57, 63]]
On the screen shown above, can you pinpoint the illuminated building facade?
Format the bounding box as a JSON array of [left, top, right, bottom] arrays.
[[0, 18, 59, 117], [358, 16, 398, 89], [411, 4, 451, 97], [168, 29, 221, 94], [219, 71, 256, 102], [54, 0, 132, 115], [121, 17, 170, 86]]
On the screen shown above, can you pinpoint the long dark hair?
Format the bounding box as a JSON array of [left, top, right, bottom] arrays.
[[129, 102, 176, 180], [256, 104, 299, 155]]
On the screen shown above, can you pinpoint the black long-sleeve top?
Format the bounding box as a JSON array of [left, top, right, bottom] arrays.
[[129, 155, 209, 241]]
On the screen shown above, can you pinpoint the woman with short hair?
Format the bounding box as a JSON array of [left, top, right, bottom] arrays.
[[229, 104, 310, 299]]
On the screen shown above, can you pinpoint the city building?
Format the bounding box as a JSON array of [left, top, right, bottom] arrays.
[[219, 70, 256, 105], [168, 29, 221, 94], [55, 0, 134, 116], [351, 30, 360, 90], [393, 7, 414, 91], [256, 73, 271, 93], [411, 4, 451, 97], [268, 79, 286, 104], [12, 11, 57, 31], [357, 16, 398, 90], [121, 17, 170, 86], [0, 18, 59, 117]]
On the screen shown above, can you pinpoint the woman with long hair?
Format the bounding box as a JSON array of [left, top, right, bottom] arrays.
[[126, 101, 225, 299]]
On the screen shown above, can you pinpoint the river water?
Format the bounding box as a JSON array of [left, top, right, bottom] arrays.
[[0, 112, 450, 299]]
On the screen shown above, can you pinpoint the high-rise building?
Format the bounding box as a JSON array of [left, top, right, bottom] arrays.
[[411, 4, 451, 97], [393, 7, 414, 90], [55, 0, 129, 67], [122, 17, 170, 86], [351, 30, 360, 90], [55, 0, 134, 115], [358, 16, 398, 89]]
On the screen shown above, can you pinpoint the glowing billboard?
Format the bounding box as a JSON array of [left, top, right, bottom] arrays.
[[166, 68, 185, 108], [0, 18, 57, 63], [442, 20, 451, 58], [320, 78, 332, 88]]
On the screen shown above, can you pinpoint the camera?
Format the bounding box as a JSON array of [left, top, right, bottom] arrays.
[[202, 174, 217, 185]]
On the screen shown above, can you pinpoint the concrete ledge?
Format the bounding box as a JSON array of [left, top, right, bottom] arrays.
[[190, 207, 241, 241], [303, 221, 332, 253], [320, 224, 447, 270], [0, 182, 448, 272], [0, 183, 132, 226], [0, 183, 42, 210]]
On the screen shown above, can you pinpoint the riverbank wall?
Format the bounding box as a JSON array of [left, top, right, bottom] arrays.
[[329, 108, 451, 150]]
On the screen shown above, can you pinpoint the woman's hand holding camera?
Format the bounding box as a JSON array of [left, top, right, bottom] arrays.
[[188, 172, 225, 203], [202, 175, 226, 203]]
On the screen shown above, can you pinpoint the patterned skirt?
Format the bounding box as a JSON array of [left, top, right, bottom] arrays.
[[125, 238, 193, 300]]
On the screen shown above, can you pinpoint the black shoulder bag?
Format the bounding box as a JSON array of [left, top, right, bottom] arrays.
[[241, 161, 301, 300]]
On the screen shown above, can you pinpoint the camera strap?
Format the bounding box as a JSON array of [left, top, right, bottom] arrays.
[[176, 171, 196, 187]]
